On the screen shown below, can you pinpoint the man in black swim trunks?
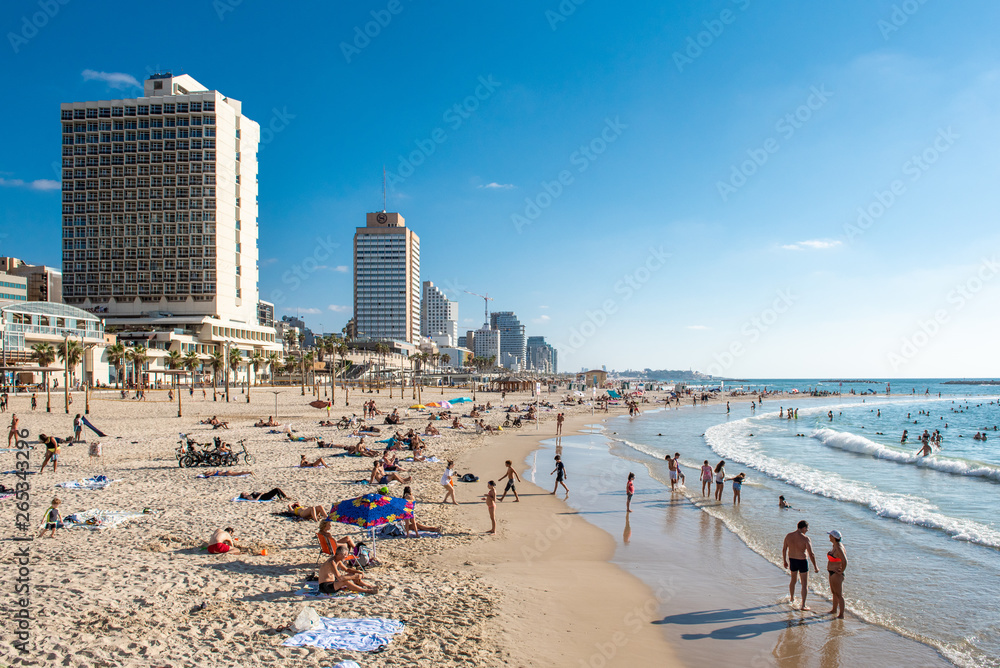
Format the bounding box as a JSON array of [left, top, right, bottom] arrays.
[[782, 519, 818, 610]]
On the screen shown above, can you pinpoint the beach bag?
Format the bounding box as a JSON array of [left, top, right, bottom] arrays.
[[378, 523, 405, 538], [460, 473, 479, 483], [354, 544, 378, 567], [291, 606, 322, 633]]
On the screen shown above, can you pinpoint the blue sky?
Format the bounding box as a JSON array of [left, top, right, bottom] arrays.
[[2, 0, 1000, 377]]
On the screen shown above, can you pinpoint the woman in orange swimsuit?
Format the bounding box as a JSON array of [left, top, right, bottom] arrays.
[[826, 530, 848, 618]]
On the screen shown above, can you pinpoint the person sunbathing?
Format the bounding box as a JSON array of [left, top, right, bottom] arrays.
[[354, 425, 381, 435], [382, 451, 405, 472], [287, 433, 318, 443], [384, 410, 401, 425], [318, 545, 377, 595], [411, 443, 427, 462], [300, 454, 329, 468], [451, 418, 466, 430], [239, 488, 288, 501], [254, 416, 280, 427], [402, 486, 440, 537], [288, 501, 326, 521], [200, 469, 255, 477], [469, 408, 481, 418], [424, 422, 440, 436], [208, 527, 241, 554], [370, 460, 411, 485]]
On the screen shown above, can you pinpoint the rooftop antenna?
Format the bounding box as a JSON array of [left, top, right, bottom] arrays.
[[382, 166, 387, 213]]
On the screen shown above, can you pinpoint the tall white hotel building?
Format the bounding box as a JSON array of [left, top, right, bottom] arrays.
[[60, 73, 280, 361], [353, 211, 420, 343]]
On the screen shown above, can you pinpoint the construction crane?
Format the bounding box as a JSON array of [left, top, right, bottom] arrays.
[[464, 290, 494, 326]]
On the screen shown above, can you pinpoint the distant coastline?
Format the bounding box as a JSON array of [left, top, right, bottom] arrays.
[[943, 380, 1000, 385]]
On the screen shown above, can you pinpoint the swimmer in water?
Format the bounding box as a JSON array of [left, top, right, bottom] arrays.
[[915, 442, 933, 457], [779, 495, 791, 509]]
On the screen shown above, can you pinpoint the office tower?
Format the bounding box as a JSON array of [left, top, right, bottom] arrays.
[[353, 211, 420, 343], [58, 73, 279, 361], [490, 311, 526, 369], [420, 280, 458, 345], [473, 325, 500, 362], [527, 335, 557, 373]]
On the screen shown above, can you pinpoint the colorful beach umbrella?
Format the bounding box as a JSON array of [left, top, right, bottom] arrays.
[[409, 404, 426, 409], [328, 493, 414, 556], [449, 397, 472, 403], [309, 400, 331, 409], [425, 402, 442, 408]]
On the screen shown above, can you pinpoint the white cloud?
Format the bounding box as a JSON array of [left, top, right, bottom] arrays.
[[686, 325, 709, 330], [539, 305, 549, 309], [327, 304, 349, 313], [332, 265, 349, 273], [283, 307, 320, 315], [259, 257, 279, 266], [532, 315, 551, 324], [781, 239, 843, 251], [0, 177, 60, 191], [478, 182, 515, 190], [82, 69, 141, 89], [314, 265, 349, 273]]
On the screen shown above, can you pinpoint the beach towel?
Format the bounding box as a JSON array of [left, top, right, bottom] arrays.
[[82, 417, 107, 437], [294, 583, 365, 600], [282, 617, 405, 651], [1, 470, 35, 475], [55, 476, 119, 490], [64, 509, 143, 530], [0, 493, 14, 501], [197, 473, 252, 478], [231, 496, 273, 503]]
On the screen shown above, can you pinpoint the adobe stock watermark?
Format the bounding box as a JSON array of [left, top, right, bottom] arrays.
[[705, 288, 797, 376], [266, 235, 341, 308], [555, 245, 668, 357], [878, 0, 931, 40], [213, 0, 243, 21], [717, 85, 833, 202], [258, 107, 295, 150], [842, 127, 957, 244], [673, 0, 751, 72], [887, 255, 998, 370], [8, 0, 71, 54], [512, 117, 627, 233], [545, 0, 586, 31], [386, 75, 502, 188], [340, 0, 411, 64]]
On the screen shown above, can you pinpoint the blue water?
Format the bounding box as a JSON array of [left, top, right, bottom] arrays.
[[593, 380, 1000, 668]]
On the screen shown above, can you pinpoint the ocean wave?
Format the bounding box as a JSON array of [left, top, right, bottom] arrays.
[[812, 428, 1000, 482], [705, 419, 1000, 549]]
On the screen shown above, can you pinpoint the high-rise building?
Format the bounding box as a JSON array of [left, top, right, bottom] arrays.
[[420, 281, 457, 346], [473, 325, 500, 362], [58, 73, 279, 362], [0, 258, 61, 303], [353, 211, 420, 343], [257, 299, 274, 328], [490, 311, 526, 369], [527, 335, 557, 373]]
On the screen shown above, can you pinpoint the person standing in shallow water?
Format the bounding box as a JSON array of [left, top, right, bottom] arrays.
[[626, 472, 635, 512], [782, 519, 819, 611], [825, 530, 848, 618]]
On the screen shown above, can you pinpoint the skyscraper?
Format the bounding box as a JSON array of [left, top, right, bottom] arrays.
[[58, 73, 279, 359], [353, 211, 420, 342], [473, 325, 500, 362], [490, 311, 526, 369], [420, 281, 458, 346], [527, 335, 557, 373]]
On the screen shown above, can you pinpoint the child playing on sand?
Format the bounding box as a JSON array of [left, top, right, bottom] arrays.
[[38, 498, 63, 537], [483, 481, 497, 534], [498, 460, 520, 502], [626, 473, 635, 513]]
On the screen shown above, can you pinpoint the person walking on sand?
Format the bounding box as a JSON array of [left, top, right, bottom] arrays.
[[556, 412, 564, 437], [550, 455, 569, 495], [483, 480, 498, 534], [714, 460, 726, 501], [825, 530, 848, 618], [700, 460, 713, 497], [38, 498, 63, 538], [498, 460, 521, 502], [31, 394, 37, 411], [441, 460, 458, 505], [7, 414, 19, 448], [782, 519, 819, 610], [626, 472, 635, 512], [38, 433, 60, 473]]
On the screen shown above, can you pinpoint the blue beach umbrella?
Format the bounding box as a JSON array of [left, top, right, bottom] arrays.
[[328, 493, 414, 556], [449, 397, 472, 403]]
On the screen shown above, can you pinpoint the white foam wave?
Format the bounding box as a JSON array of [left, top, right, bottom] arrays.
[[812, 428, 1000, 482], [705, 419, 1000, 549]]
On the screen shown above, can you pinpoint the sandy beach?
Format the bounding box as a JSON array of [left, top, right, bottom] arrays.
[[0, 385, 689, 667]]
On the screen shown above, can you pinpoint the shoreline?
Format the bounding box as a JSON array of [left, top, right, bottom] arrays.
[[449, 411, 679, 667]]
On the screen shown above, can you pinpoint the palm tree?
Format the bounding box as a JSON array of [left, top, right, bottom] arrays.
[[183, 350, 201, 389], [440, 353, 451, 368], [284, 330, 299, 353], [30, 342, 56, 412], [106, 342, 126, 388], [301, 350, 314, 396], [335, 341, 349, 406], [208, 349, 225, 397], [249, 351, 264, 388], [266, 351, 281, 384], [166, 349, 183, 393], [127, 345, 149, 392]]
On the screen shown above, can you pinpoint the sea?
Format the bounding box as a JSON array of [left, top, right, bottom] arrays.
[[532, 379, 1000, 668]]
